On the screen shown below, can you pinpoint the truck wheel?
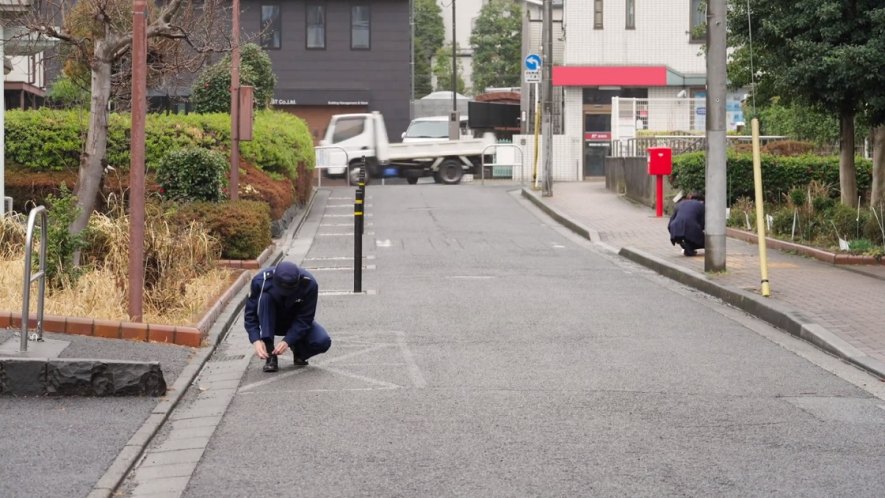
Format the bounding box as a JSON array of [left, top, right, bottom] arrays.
[[406, 177, 419, 185], [348, 163, 362, 185], [432, 172, 442, 183], [437, 159, 463, 185]]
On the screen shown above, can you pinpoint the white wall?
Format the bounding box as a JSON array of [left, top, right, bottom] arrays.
[[563, 0, 705, 75], [6, 54, 44, 87]]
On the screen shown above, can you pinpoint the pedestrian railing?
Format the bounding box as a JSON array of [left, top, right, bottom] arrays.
[[314, 146, 351, 187], [480, 144, 526, 186], [20, 206, 47, 352]]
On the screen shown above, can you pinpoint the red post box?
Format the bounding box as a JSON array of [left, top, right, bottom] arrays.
[[647, 147, 672, 175], [647, 147, 672, 217]]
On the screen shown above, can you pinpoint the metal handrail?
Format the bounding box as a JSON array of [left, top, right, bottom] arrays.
[[314, 145, 351, 187], [21, 206, 47, 352], [480, 144, 526, 186]]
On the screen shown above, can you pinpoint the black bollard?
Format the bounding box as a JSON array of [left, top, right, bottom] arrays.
[[353, 186, 363, 293], [358, 157, 367, 235]]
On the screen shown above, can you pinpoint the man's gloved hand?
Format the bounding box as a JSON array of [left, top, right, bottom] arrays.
[[272, 340, 290, 355], [254, 340, 269, 359]]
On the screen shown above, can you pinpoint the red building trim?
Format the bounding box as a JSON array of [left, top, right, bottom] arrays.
[[552, 66, 669, 87]]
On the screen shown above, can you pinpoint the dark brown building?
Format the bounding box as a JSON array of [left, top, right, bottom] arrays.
[[241, 0, 412, 142]]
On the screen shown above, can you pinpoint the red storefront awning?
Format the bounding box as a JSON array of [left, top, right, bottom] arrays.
[[552, 66, 669, 87]]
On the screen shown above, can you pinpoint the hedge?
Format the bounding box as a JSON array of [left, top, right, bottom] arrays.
[[4, 109, 315, 182], [670, 152, 873, 204], [170, 200, 272, 260]]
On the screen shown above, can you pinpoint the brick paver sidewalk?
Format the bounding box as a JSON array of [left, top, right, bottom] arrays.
[[535, 181, 885, 369]]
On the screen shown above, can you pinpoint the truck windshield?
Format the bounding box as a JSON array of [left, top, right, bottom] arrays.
[[331, 117, 365, 143], [404, 121, 448, 139]]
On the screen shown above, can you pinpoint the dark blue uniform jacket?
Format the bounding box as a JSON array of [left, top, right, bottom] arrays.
[[243, 265, 318, 346], [668, 199, 705, 248]]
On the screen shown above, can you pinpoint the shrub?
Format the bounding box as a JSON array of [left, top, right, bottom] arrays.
[[43, 184, 90, 287], [156, 147, 228, 202], [671, 151, 873, 204], [171, 200, 272, 260], [762, 140, 816, 156], [6, 110, 312, 183], [190, 43, 277, 113]]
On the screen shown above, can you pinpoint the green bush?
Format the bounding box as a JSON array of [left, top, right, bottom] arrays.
[[190, 43, 277, 113], [671, 151, 873, 204], [43, 184, 90, 287], [172, 200, 272, 260], [5, 109, 314, 184], [156, 147, 228, 202]]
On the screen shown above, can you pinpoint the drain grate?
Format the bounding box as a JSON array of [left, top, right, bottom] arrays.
[[212, 354, 245, 362]]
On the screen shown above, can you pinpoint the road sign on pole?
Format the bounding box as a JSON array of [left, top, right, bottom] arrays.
[[524, 54, 542, 71], [524, 70, 541, 83]]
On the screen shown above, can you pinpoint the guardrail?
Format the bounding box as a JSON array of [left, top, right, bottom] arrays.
[[314, 146, 351, 187], [21, 206, 47, 352], [480, 144, 526, 186]]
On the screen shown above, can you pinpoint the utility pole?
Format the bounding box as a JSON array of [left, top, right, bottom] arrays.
[[410, 0, 415, 119], [705, 0, 727, 272], [128, 0, 147, 322], [541, 0, 553, 196], [449, 0, 459, 140], [230, 0, 241, 201]]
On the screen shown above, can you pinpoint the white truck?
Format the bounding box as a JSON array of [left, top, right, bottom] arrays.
[[317, 112, 494, 185]]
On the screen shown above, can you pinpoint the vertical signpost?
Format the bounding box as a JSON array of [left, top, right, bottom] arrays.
[[128, 0, 147, 322], [525, 54, 542, 188]]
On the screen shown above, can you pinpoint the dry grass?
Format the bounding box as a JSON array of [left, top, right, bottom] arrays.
[[0, 208, 238, 326]]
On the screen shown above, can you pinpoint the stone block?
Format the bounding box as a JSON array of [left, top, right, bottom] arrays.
[[0, 358, 47, 395], [46, 359, 166, 397]]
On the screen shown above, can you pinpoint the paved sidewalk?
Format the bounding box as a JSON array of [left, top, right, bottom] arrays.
[[523, 181, 885, 380]]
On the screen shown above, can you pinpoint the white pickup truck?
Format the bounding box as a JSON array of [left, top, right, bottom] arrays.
[[317, 112, 494, 185]]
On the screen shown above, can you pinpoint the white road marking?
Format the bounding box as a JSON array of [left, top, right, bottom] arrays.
[[376, 239, 392, 247]]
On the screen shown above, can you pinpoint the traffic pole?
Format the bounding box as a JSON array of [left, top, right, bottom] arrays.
[[751, 118, 771, 297]]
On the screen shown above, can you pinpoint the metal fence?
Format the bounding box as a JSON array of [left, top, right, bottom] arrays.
[[610, 135, 790, 158]]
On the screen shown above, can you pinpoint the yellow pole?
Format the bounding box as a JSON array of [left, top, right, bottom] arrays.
[[751, 118, 771, 297]]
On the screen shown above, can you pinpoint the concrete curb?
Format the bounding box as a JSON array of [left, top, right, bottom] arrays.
[[619, 246, 885, 381], [88, 189, 319, 498], [520, 188, 597, 242]]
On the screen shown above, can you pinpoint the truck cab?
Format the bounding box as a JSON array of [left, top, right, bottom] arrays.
[[318, 113, 386, 180]]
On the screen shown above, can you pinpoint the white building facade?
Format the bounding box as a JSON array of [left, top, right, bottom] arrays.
[[517, 0, 745, 180]]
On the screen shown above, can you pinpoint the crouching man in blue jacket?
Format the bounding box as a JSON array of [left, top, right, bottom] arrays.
[[244, 261, 332, 372]]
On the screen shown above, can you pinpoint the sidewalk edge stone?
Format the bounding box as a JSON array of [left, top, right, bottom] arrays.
[[521, 188, 596, 241]]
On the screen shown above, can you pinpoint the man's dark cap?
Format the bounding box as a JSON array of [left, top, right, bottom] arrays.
[[274, 261, 301, 289]]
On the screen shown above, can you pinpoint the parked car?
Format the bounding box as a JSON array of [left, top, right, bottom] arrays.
[[401, 116, 472, 143]]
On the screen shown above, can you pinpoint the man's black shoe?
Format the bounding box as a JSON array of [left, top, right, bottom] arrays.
[[263, 355, 279, 373], [293, 353, 309, 367]]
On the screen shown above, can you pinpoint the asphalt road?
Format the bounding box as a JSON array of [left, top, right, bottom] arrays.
[[174, 185, 885, 495], [0, 330, 194, 498]]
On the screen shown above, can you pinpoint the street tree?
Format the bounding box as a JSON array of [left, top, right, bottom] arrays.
[[728, 0, 885, 207], [414, 0, 445, 97], [14, 0, 225, 244], [432, 43, 466, 95], [190, 43, 277, 113], [469, 0, 521, 93]]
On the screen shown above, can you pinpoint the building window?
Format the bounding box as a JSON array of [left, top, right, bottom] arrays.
[[690, 0, 706, 43], [625, 0, 635, 29], [594, 0, 603, 29], [351, 5, 370, 50], [306, 3, 326, 49], [260, 5, 281, 49]]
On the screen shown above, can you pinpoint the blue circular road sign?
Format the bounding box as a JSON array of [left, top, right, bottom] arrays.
[[524, 54, 542, 71]]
